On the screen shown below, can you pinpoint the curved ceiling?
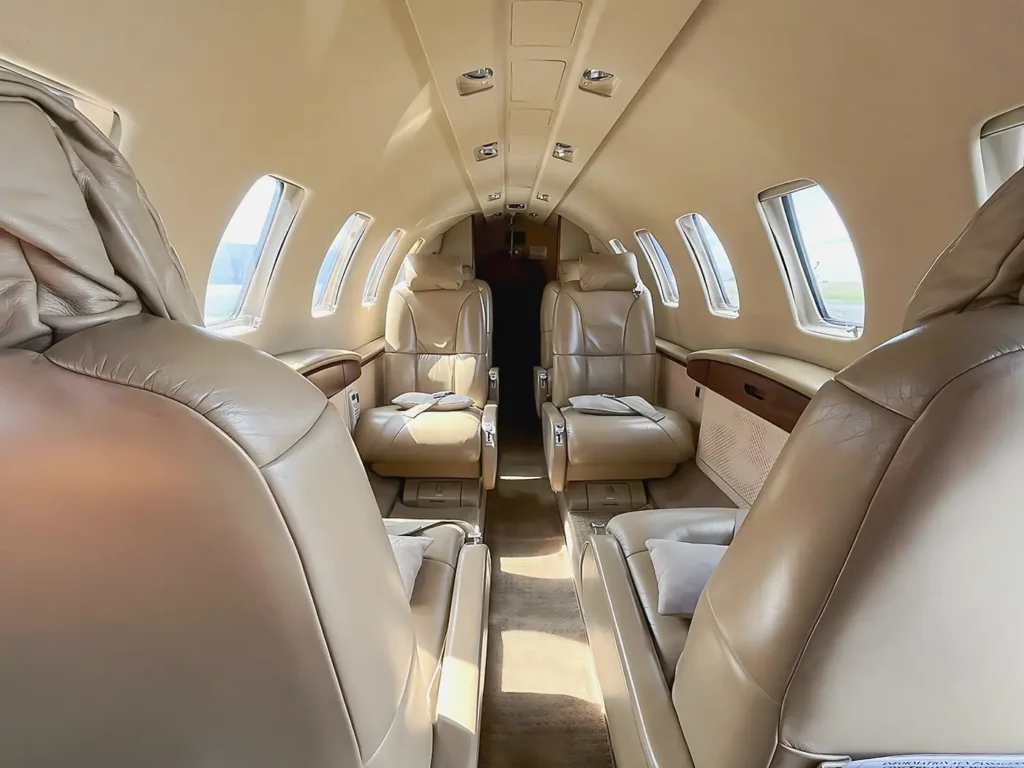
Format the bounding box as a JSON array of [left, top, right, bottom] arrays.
[[3, 0, 1024, 366]]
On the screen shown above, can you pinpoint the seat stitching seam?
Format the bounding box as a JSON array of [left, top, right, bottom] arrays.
[[704, 592, 778, 703], [43, 353, 329, 467]]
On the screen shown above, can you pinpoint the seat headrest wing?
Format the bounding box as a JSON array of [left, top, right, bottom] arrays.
[[0, 71, 201, 351], [578, 252, 641, 292], [904, 165, 1024, 331], [557, 259, 581, 283], [403, 252, 465, 291]]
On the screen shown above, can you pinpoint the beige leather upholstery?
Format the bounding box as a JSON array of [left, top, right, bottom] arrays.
[[356, 252, 496, 484], [0, 84, 490, 768], [0, 71, 200, 350], [580, 166, 1024, 767], [607, 509, 744, 682], [2, 318, 434, 767], [544, 253, 695, 490], [535, 259, 580, 415]]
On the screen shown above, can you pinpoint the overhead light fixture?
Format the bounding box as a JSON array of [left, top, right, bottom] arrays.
[[475, 142, 499, 161], [529, 212, 538, 217], [552, 142, 574, 162], [579, 68, 617, 97], [487, 192, 501, 201], [536, 193, 550, 202], [457, 67, 495, 96], [506, 203, 526, 211]]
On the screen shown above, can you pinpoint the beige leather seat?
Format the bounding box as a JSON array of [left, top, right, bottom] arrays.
[[533, 259, 579, 415], [580, 167, 1024, 767], [356, 252, 497, 489], [541, 252, 694, 492], [0, 72, 490, 768]]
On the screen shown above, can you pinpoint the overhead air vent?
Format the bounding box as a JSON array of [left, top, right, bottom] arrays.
[[579, 68, 617, 97], [475, 142, 500, 161], [457, 67, 495, 96], [552, 142, 574, 162]]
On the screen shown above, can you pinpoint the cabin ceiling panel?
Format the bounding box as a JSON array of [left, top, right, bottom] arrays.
[[404, 0, 701, 221], [510, 1, 583, 47]]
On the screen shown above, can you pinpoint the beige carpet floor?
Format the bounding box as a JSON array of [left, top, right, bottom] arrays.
[[478, 430, 613, 768]]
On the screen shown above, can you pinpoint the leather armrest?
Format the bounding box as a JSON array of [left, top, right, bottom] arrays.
[[541, 402, 567, 493], [487, 367, 499, 404], [276, 348, 362, 399], [431, 543, 491, 768], [607, 508, 746, 555], [481, 403, 497, 491], [532, 366, 550, 417], [581, 536, 691, 768]]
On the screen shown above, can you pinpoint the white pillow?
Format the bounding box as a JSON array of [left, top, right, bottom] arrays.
[[646, 538, 728, 617], [392, 392, 474, 411], [388, 535, 433, 600]]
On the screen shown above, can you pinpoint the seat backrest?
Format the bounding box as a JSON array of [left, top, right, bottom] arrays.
[[673, 166, 1024, 767], [550, 252, 656, 406], [0, 73, 432, 768], [385, 251, 489, 406], [540, 259, 580, 369], [463, 262, 493, 364]]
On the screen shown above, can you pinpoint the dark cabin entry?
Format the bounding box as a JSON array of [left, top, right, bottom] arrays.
[[473, 214, 560, 427]]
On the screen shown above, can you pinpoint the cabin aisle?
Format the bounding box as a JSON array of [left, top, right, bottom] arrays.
[[479, 427, 613, 768]]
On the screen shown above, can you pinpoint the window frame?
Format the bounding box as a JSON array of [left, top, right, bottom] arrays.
[[633, 229, 680, 307], [609, 238, 628, 254], [312, 212, 373, 316], [204, 174, 304, 332], [362, 228, 406, 306], [676, 213, 739, 317], [978, 105, 1024, 202], [391, 238, 427, 291], [758, 179, 863, 339]]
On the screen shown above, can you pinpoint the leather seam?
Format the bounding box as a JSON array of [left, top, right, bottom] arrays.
[[43, 352, 329, 467], [835, 341, 1024, 420], [703, 592, 779, 705]]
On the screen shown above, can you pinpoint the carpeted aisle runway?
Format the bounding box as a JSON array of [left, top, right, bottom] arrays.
[[478, 430, 613, 768]]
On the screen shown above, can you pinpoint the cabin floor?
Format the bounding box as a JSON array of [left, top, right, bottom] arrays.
[[478, 425, 613, 768]]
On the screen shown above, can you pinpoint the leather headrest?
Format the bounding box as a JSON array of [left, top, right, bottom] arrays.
[[904, 165, 1024, 331], [403, 252, 464, 291], [0, 71, 201, 351], [578, 252, 641, 292], [557, 260, 580, 283]]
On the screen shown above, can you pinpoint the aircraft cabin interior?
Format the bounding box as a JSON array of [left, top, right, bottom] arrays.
[[3, 1, 1024, 767]]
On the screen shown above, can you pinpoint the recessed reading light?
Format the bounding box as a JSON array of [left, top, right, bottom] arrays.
[[475, 142, 499, 161], [463, 67, 494, 81], [536, 193, 550, 202], [583, 69, 613, 82], [458, 67, 495, 96], [552, 142, 574, 162], [487, 192, 501, 201]]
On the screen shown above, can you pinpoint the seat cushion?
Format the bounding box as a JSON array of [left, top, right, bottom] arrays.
[[562, 406, 694, 474], [384, 520, 468, 696], [607, 508, 744, 683], [355, 405, 482, 465]]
